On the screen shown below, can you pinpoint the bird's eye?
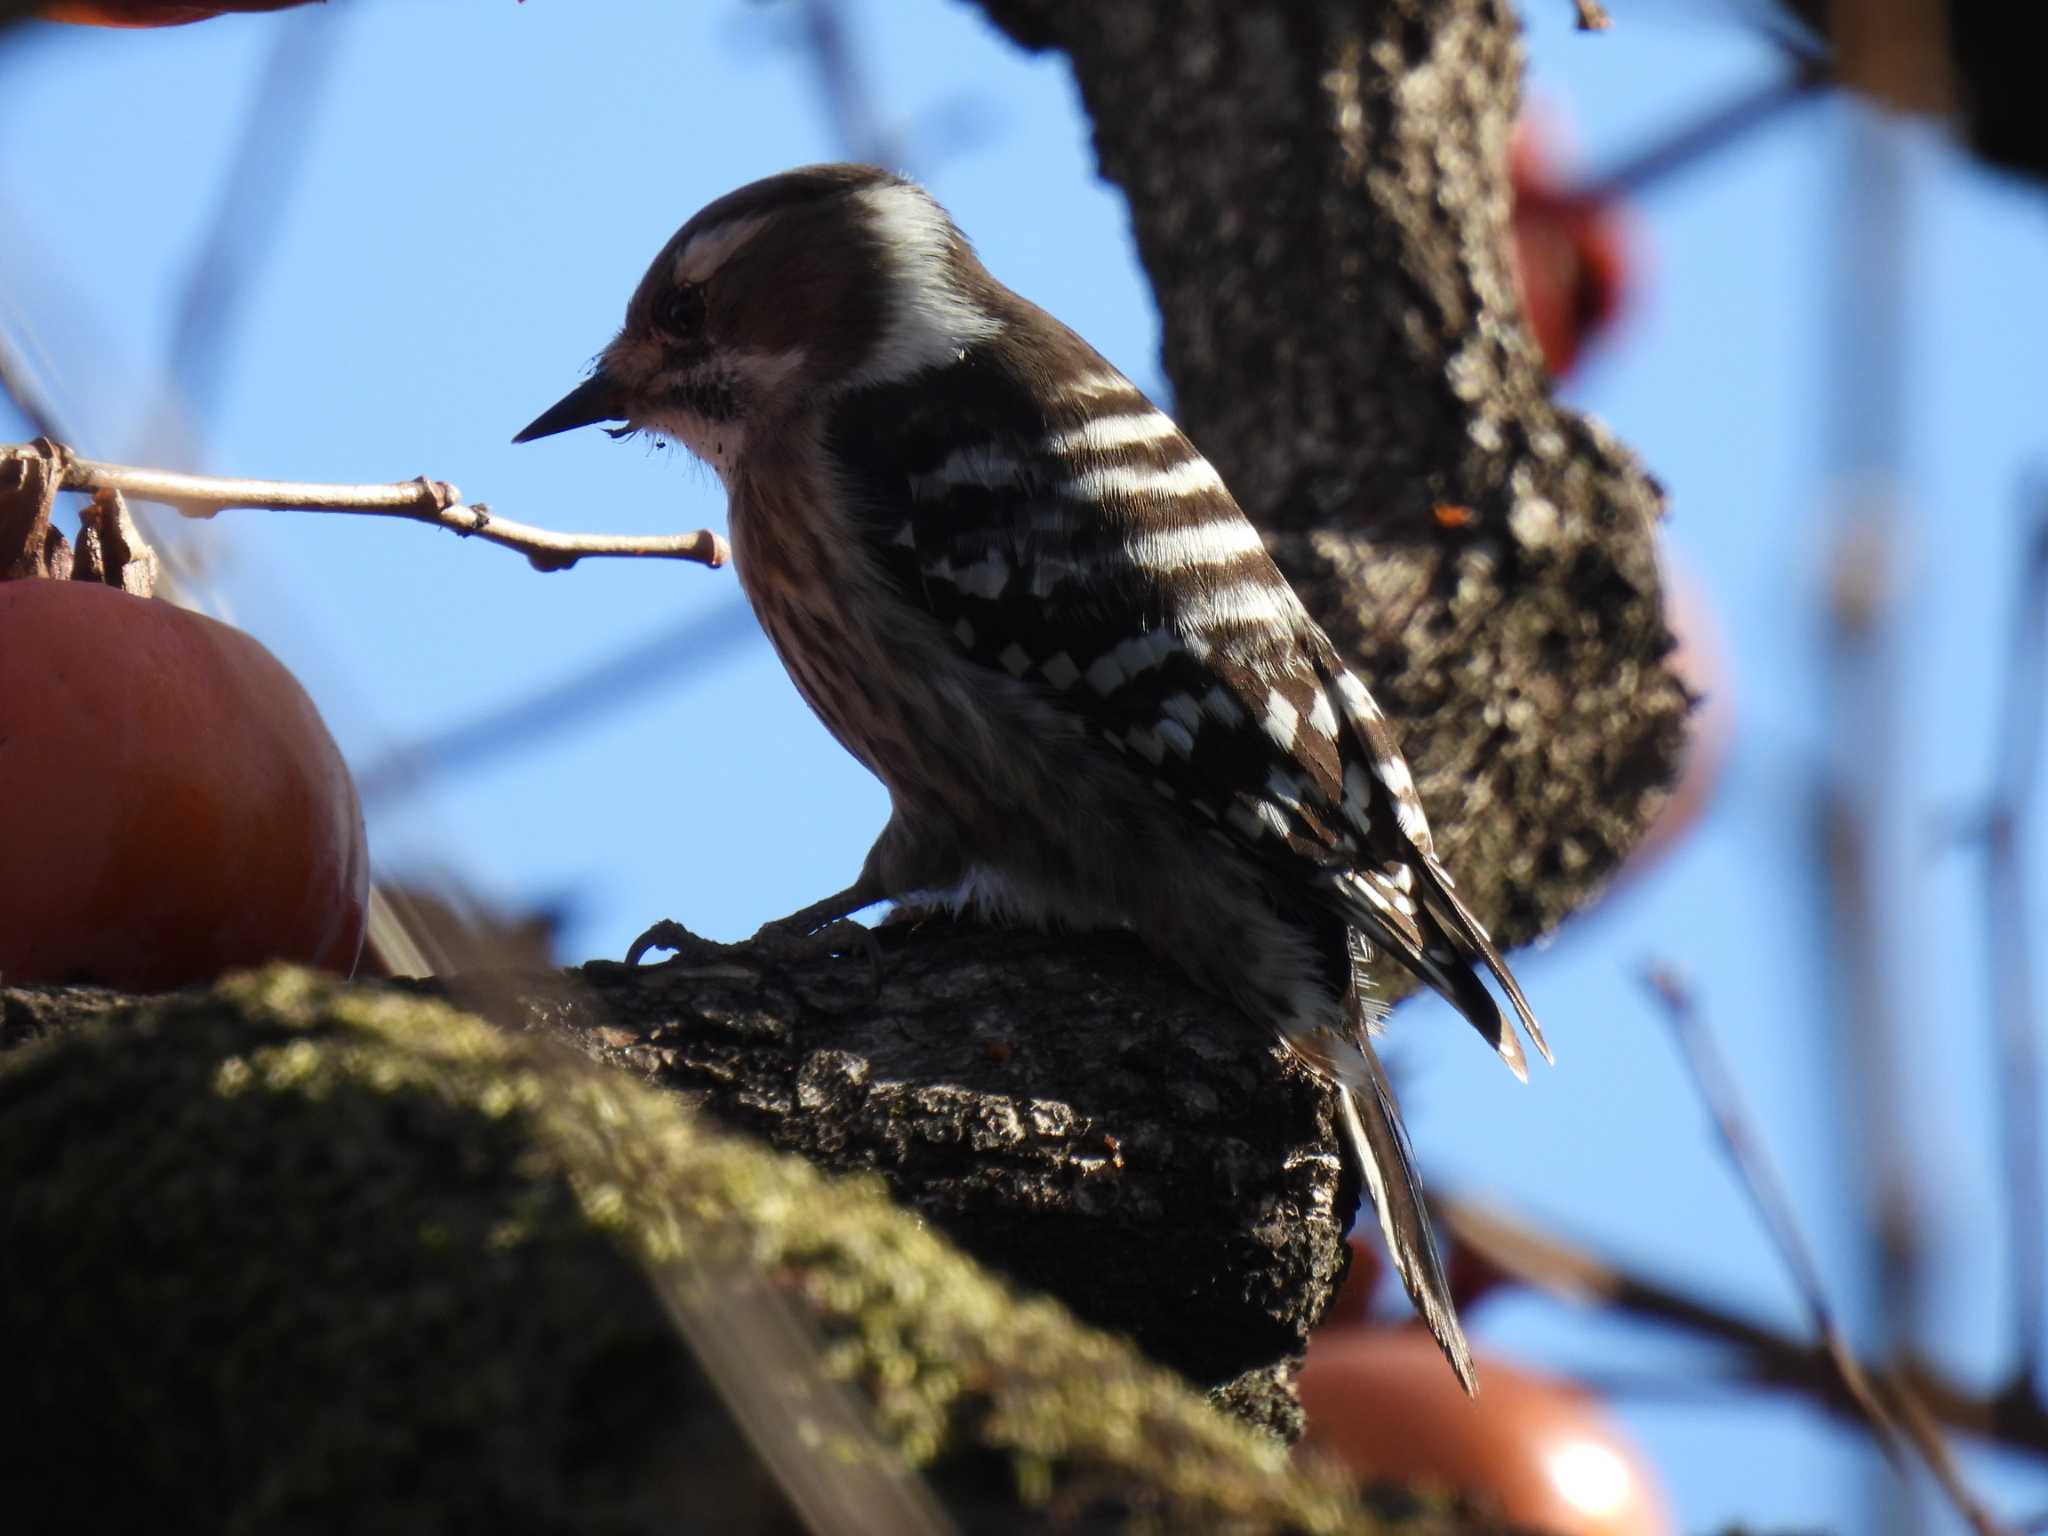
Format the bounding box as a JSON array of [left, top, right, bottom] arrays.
[[658, 284, 707, 337]]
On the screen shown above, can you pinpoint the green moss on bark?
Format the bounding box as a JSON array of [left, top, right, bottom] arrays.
[[1, 968, 1488, 1534]]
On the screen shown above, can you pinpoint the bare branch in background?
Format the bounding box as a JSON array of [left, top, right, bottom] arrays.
[[355, 597, 756, 805], [0, 325, 65, 442], [146, 4, 336, 456], [1982, 488, 2048, 1387], [794, 0, 902, 168], [1577, 63, 1827, 205], [1439, 1194, 2048, 1456], [2, 441, 730, 571], [1645, 966, 2015, 1536]]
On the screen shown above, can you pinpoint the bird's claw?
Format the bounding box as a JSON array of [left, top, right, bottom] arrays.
[[624, 917, 725, 967], [749, 915, 885, 995]]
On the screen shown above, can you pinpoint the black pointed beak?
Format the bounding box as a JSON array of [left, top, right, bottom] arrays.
[[512, 370, 625, 444]]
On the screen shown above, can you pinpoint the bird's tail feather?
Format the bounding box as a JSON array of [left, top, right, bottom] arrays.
[[1413, 858, 1551, 1067], [1327, 995, 1476, 1395]]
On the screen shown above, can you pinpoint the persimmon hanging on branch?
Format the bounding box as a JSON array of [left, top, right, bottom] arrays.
[[0, 448, 368, 990]]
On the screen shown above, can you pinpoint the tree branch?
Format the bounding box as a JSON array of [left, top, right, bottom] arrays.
[[1, 440, 729, 573]]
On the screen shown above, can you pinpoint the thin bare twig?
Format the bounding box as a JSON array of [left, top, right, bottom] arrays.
[[1577, 62, 1828, 205], [355, 597, 756, 805], [2, 442, 728, 572], [1439, 1194, 2048, 1456], [1644, 966, 2015, 1536]]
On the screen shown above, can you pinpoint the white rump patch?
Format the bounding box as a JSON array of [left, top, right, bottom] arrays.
[[852, 182, 1004, 384]]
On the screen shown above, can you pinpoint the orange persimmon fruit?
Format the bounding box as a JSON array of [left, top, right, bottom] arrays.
[[1299, 1328, 1674, 1536], [0, 579, 369, 990]]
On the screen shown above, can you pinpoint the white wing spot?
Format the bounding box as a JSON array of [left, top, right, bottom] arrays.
[[1125, 517, 1265, 575], [1160, 693, 1203, 732], [1084, 650, 1126, 695], [1307, 689, 1339, 739], [1263, 690, 1301, 750], [1203, 685, 1246, 727], [1179, 578, 1300, 637], [1395, 797, 1432, 842], [1041, 652, 1081, 690], [1265, 768, 1311, 818], [949, 555, 1011, 600], [1062, 368, 1140, 402], [917, 444, 1025, 492], [1046, 412, 1181, 454], [890, 521, 917, 548], [1062, 459, 1226, 504], [1335, 670, 1383, 722], [997, 642, 1033, 677], [1125, 725, 1166, 764], [1255, 800, 1293, 839], [955, 618, 978, 648], [1157, 718, 1197, 757], [1227, 801, 1269, 841], [1341, 763, 1376, 829]]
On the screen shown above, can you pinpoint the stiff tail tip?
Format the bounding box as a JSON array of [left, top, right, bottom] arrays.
[[1336, 1070, 1477, 1396]]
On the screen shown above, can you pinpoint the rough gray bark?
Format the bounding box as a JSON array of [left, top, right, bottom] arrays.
[[420, 921, 1353, 1435]]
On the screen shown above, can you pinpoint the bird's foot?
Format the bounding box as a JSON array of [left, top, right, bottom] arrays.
[[624, 918, 730, 967], [747, 912, 884, 995]]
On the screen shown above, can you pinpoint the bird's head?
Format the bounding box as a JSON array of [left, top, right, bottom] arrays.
[[512, 163, 1003, 480]]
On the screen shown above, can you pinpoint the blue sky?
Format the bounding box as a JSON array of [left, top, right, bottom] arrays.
[[5, 2, 2047, 1529]]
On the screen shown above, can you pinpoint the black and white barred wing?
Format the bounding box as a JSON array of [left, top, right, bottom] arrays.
[[829, 347, 1543, 1073]]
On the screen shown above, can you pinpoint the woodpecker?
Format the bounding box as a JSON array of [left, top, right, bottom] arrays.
[[514, 164, 1548, 1391]]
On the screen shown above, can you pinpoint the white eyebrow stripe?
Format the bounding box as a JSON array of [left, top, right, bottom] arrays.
[[675, 214, 773, 283], [1125, 517, 1266, 573], [1047, 412, 1183, 455], [1061, 458, 1227, 503]]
